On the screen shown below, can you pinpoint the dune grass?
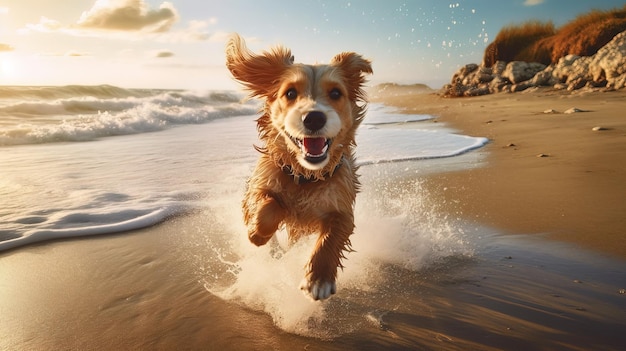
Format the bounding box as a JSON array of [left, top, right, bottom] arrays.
[[483, 5, 626, 66]]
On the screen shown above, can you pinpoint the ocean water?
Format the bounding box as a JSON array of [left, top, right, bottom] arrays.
[[0, 85, 487, 252], [0, 85, 489, 337]]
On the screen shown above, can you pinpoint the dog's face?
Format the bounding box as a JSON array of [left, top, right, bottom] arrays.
[[226, 35, 372, 172], [270, 65, 354, 170]]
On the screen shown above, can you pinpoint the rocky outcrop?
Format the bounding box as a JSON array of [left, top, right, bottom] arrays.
[[442, 30, 626, 97]]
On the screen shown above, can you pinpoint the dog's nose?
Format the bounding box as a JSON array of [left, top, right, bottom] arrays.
[[302, 111, 327, 132]]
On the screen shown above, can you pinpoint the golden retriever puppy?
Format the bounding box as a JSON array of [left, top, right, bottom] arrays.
[[225, 34, 372, 300]]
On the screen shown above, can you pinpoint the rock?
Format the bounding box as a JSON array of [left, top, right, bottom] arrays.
[[543, 109, 558, 114], [592, 126, 608, 131], [477, 73, 494, 83], [489, 76, 510, 92], [589, 31, 626, 89], [537, 153, 550, 157], [440, 30, 626, 97], [553, 83, 567, 90], [492, 61, 508, 75], [461, 63, 479, 75], [529, 69, 556, 86], [564, 107, 585, 114], [552, 55, 582, 82], [511, 82, 532, 92], [464, 86, 490, 96], [502, 61, 547, 84]]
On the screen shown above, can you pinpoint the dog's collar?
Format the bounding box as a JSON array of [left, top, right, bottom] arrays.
[[282, 157, 343, 185]]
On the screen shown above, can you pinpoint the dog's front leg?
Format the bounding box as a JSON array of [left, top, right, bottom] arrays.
[[243, 191, 286, 246], [300, 212, 354, 300]]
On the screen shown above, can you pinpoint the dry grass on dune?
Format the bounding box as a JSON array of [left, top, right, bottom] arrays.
[[483, 21, 555, 67], [483, 5, 626, 66]]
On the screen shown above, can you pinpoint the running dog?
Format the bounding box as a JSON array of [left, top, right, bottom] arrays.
[[225, 34, 372, 300]]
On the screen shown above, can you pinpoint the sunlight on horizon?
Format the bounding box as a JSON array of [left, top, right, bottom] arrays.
[[0, 56, 17, 79]]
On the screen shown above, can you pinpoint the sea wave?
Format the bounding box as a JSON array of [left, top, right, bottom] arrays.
[[0, 85, 258, 146], [0, 84, 153, 100]]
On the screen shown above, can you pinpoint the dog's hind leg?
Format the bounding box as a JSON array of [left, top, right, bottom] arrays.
[[300, 212, 354, 300], [243, 192, 286, 247]]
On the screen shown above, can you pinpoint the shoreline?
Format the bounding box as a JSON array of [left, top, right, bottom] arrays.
[[1, 86, 625, 350], [370, 85, 626, 259]]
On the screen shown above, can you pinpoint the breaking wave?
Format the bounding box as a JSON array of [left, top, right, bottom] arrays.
[[0, 85, 257, 146]]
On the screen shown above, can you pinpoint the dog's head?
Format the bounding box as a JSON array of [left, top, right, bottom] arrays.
[[226, 34, 372, 178]]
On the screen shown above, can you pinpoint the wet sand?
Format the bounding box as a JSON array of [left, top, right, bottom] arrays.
[[1, 214, 624, 350], [371, 85, 626, 259], [1, 86, 625, 350]]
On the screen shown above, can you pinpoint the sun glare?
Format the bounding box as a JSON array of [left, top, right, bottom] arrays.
[[1, 57, 15, 78]]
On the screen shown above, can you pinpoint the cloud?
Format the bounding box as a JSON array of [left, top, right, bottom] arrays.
[[22, 1, 217, 43], [523, 0, 544, 6], [0, 43, 14, 52], [0, 6, 9, 15], [64, 50, 91, 57], [153, 50, 174, 58], [25, 16, 63, 33], [75, 0, 178, 33], [37, 50, 91, 57]]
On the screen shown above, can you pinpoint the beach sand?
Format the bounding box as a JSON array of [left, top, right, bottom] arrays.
[[1, 87, 625, 350], [371, 85, 626, 259]]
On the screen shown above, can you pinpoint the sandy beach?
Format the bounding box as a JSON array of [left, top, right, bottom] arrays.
[[372, 85, 626, 259], [1, 87, 625, 350]]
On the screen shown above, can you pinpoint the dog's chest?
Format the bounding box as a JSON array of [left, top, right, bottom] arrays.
[[280, 176, 355, 219]]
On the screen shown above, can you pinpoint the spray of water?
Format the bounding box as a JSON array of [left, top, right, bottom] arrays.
[[194, 165, 473, 337]]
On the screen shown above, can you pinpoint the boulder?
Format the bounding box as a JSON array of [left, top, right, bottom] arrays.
[[589, 30, 626, 89], [502, 61, 547, 84]]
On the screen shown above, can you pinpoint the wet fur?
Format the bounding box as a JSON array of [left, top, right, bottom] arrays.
[[225, 34, 372, 300]]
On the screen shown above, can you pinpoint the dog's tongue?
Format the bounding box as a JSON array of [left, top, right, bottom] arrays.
[[303, 137, 326, 156]]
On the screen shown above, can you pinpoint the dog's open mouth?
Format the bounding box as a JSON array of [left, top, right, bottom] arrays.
[[289, 135, 331, 164]]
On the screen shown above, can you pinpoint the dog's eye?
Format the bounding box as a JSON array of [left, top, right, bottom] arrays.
[[285, 88, 298, 100], [329, 88, 342, 100]]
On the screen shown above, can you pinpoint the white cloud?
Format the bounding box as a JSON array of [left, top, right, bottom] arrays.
[[0, 6, 9, 15], [523, 0, 545, 6], [25, 16, 64, 33], [155, 20, 211, 42], [75, 0, 178, 33], [21, 1, 218, 43]]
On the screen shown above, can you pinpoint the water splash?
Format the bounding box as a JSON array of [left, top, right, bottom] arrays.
[[198, 173, 473, 338]]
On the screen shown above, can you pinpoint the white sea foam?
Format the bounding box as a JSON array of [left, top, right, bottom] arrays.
[[0, 207, 179, 252], [363, 104, 432, 125]]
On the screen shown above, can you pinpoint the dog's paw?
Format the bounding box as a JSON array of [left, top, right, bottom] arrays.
[[248, 232, 272, 246], [299, 278, 336, 301]]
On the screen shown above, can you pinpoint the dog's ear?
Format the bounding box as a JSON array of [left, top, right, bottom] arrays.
[[226, 34, 294, 98], [330, 52, 373, 101]]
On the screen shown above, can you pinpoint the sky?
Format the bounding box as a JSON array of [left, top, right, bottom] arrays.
[[0, 0, 625, 90]]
